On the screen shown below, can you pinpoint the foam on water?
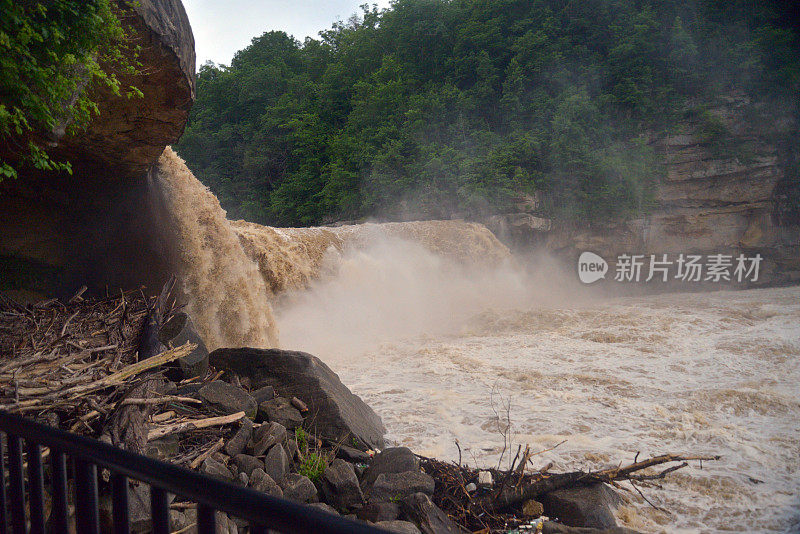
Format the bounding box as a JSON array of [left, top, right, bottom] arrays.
[[150, 148, 279, 348], [276, 240, 800, 533]]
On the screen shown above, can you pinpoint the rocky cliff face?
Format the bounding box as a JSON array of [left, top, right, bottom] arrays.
[[0, 0, 195, 299], [543, 96, 800, 287]]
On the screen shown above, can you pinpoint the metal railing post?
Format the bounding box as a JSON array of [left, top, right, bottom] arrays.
[[197, 503, 216, 534], [74, 459, 99, 534], [150, 486, 170, 534], [50, 451, 69, 533], [111, 474, 130, 534], [25, 443, 45, 534], [6, 435, 25, 534]]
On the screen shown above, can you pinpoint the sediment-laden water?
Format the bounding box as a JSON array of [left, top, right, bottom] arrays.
[[276, 241, 800, 533], [153, 147, 799, 532]]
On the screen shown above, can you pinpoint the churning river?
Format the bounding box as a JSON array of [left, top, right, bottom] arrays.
[[279, 268, 800, 532], [156, 148, 799, 533]]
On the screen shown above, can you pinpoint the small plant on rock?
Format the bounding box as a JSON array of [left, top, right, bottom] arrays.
[[298, 451, 327, 481], [295, 427, 308, 452]]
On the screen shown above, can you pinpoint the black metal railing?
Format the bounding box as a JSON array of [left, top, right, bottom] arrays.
[[0, 410, 390, 534]]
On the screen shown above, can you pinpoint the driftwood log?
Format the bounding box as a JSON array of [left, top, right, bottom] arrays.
[[470, 454, 720, 513], [109, 277, 175, 454]]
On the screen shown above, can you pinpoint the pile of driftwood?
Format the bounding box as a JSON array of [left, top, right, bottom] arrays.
[[0, 288, 202, 448], [420, 446, 719, 532]]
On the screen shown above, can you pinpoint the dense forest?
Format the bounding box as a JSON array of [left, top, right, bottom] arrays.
[[175, 0, 799, 227]]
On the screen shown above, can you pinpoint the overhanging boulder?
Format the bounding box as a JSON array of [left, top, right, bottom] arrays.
[[0, 0, 195, 299], [208, 348, 386, 450]]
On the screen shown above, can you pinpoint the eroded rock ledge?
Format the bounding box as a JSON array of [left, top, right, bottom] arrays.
[[0, 0, 195, 299]]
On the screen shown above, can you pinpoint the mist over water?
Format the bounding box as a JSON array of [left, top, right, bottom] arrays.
[[151, 147, 799, 532], [276, 235, 585, 356], [275, 240, 800, 533]]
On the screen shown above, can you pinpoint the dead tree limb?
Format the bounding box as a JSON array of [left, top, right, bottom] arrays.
[[471, 454, 720, 513]]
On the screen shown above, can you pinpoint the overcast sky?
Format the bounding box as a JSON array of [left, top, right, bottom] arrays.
[[183, 0, 392, 68]]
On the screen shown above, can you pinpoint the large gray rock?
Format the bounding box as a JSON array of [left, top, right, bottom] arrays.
[[375, 520, 420, 534], [263, 444, 289, 483], [400, 493, 464, 534], [249, 468, 283, 498], [158, 312, 208, 379], [321, 459, 364, 511], [542, 522, 641, 534], [198, 381, 257, 419], [224, 418, 253, 457], [540, 483, 623, 530], [336, 444, 372, 463], [280, 473, 319, 504], [366, 472, 435, 503], [249, 421, 287, 457], [362, 448, 419, 488], [258, 398, 303, 429], [209, 348, 386, 449], [232, 454, 263, 478], [201, 457, 235, 482], [251, 385, 275, 404], [357, 502, 400, 522], [376, 521, 423, 534]]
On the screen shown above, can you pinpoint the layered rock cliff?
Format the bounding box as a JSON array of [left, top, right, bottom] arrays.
[[543, 96, 800, 286]]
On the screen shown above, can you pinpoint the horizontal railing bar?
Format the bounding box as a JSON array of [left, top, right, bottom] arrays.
[[0, 411, 391, 534]]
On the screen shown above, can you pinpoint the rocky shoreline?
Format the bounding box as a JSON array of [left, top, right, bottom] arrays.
[[0, 289, 710, 534]]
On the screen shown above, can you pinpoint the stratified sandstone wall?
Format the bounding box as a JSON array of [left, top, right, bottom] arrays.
[[545, 96, 799, 286]]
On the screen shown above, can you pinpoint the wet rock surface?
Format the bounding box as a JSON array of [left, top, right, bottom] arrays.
[[367, 471, 436, 503], [540, 483, 622, 529], [362, 447, 420, 487], [232, 454, 262, 478], [376, 520, 424, 534], [249, 468, 283, 498], [321, 458, 364, 511], [199, 381, 258, 419], [209, 348, 386, 449], [542, 522, 640, 534], [201, 457, 235, 482], [357, 502, 401, 523], [224, 418, 253, 457], [257, 397, 303, 429], [263, 443, 289, 483], [280, 473, 319, 503], [400, 493, 465, 534]]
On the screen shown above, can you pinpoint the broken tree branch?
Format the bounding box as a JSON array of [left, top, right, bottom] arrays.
[[147, 412, 246, 441], [471, 453, 720, 513]]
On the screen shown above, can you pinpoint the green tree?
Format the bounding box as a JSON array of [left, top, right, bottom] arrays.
[[175, 0, 799, 227], [0, 0, 138, 181]]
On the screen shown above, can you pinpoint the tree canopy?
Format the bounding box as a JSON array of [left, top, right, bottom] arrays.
[[176, 0, 799, 226], [0, 0, 138, 181]]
